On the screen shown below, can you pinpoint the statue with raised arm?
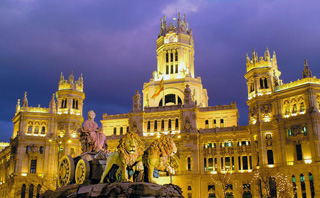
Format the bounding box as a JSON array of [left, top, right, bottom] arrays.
[[80, 110, 107, 152]]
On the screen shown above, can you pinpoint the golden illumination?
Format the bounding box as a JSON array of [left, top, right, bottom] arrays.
[[21, 173, 27, 177], [305, 159, 312, 164]]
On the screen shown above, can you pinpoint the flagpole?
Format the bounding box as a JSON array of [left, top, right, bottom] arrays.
[[162, 80, 165, 106]]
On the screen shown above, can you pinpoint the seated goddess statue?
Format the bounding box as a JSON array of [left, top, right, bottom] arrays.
[[79, 110, 107, 152]]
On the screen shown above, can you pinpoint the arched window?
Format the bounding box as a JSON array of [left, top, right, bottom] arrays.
[[41, 126, 45, 134], [300, 174, 306, 197], [34, 126, 39, 134], [147, 121, 151, 130], [113, 127, 117, 135], [292, 104, 297, 113], [292, 175, 297, 198], [120, 127, 123, 135], [29, 184, 34, 198], [175, 119, 179, 128], [27, 126, 32, 133], [154, 120, 157, 131], [300, 102, 305, 112], [267, 150, 274, 165], [36, 184, 41, 198], [21, 184, 26, 198], [161, 120, 164, 130], [309, 173, 315, 198], [126, 126, 129, 132], [187, 157, 191, 171], [168, 119, 172, 129]]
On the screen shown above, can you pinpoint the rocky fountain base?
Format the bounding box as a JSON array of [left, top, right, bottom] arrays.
[[41, 182, 184, 198]]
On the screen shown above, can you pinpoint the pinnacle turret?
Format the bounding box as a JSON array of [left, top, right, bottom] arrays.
[[246, 47, 278, 72], [16, 99, 20, 113], [69, 71, 74, 84], [22, 92, 28, 107], [302, 60, 312, 78], [49, 93, 56, 113], [159, 13, 191, 37], [58, 71, 84, 92]]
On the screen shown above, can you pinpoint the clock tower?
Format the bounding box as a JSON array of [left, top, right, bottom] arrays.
[[142, 14, 208, 108]]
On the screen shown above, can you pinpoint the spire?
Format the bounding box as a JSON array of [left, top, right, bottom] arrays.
[[22, 92, 28, 107], [132, 90, 141, 112], [252, 49, 257, 63], [302, 60, 312, 78], [264, 47, 270, 62], [49, 93, 56, 113], [79, 73, 83, 84], [60, 72, 64, 81], [69, 71, 74, 83], [246, 53, 250, 63], [16, 99, 21, 113]]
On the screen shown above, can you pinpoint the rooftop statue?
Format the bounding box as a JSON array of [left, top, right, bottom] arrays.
[[79, 110, 107, 152]]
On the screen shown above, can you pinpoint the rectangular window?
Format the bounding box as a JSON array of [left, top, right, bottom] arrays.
[[154, 121, 157, 131], [205, 120, 209, 129], [208, 158, 213, 171], [232, 157, 235, 170], [175, 119, 179, 128], [296, 144, 303, 161], [221, 158, 224, 170], [238, 156, 241, 170], [30, 160, 37, 173], [188, 157, 191, 171], [225, 157, 230, 169], [267, 150, 274, 165], [175, 64, 178, 73], [168, 119, 171, 129], [166, 52, 169, 63], [220, 119, 224, 127], [204, 158, 207, 172], [175, 51, 178, 61], [171, 53, 173, 62], [166, 65, 169, 74], [243, 156, 248, 170], [171, 65, 174, 74], [249, 156, 252, 169]]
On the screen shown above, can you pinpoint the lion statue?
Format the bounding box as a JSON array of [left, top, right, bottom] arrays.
[[143, 135, 177, 183], [100, 131, 144, 183]]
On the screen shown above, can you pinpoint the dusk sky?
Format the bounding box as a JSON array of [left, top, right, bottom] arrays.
[[1, 0, 319, 142]]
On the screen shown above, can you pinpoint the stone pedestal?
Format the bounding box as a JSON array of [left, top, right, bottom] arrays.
[[41, 182, 184, 198]]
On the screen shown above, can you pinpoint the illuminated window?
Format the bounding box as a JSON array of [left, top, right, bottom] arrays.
[[302, 126, 307, 135], [292, 175, 297, 198], [34, 126, 39, 134], [30, 160, 37, 173], [288, 129, 292, 136], [120, 127, 123, 135], [300, 102, 305, 112], [208, 158, 213, 171], [309, 173, 315, 198], [300, 174, 306, 197], [28, 126, 32, 133], [168, 119, 172, 129], [292, 104, 297, 113], [296, 144, 303, 161], [187, 157, 191, 171], [267, 150, 274, 165]]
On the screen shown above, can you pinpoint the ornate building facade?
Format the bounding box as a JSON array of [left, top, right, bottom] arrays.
[[1, 14, 320, 198]]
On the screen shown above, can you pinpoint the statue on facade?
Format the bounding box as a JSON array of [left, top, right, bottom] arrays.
[[79, 110, 107, 152]]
